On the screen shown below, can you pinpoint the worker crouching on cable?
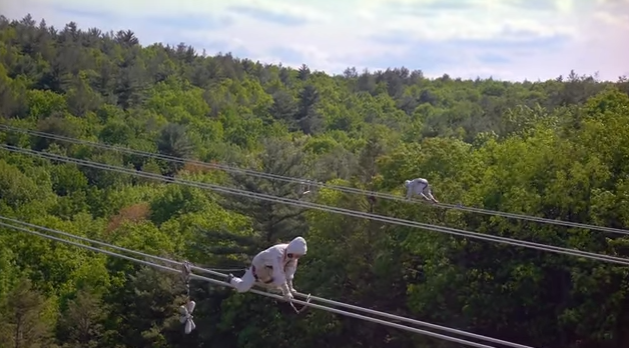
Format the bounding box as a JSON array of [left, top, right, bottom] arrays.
[[404, 177, 439, 203], [227, 236, 308, 300]]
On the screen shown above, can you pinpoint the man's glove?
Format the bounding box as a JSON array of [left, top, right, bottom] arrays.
[[280, 283, 293, 300], [283, 289, 294, 300], [288, 280, 297, 294]]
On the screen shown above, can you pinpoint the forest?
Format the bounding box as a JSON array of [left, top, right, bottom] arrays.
[[2, 13, 629, 348]]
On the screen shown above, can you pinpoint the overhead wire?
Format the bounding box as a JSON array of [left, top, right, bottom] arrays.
[[0, 217, 535, 348], [0, 215, 532, 348], [2, 124, 629, 236], [1, 143, 629, 267], [0, 215, 533, 348]]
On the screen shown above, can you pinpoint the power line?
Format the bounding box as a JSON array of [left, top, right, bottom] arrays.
[[2, 124, 628, 236], [0, 215, 532, 348], [0, 217, 533, 348], [2, 143, 629, 266]]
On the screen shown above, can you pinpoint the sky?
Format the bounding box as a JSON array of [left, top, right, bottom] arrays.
[[2, 0, 628, 81]]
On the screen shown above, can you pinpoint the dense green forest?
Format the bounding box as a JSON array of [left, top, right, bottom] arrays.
[[2, 13, 629, 348]]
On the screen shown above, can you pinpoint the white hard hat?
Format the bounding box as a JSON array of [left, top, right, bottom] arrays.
[[287, 236, 307, 255]]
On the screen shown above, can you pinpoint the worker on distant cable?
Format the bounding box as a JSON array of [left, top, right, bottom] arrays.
[[404, 178, 439, 203], [227, 236, 308, 301]]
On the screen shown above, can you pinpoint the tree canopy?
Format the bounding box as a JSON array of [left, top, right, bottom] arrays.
[[2, 13, 629, 348]]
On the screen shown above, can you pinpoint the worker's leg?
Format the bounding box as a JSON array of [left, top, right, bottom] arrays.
[[228, 268, 256, 293], [406, 186, 413, 199]]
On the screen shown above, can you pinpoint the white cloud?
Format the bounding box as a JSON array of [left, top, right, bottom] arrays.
[[3, 0, 628, 81]]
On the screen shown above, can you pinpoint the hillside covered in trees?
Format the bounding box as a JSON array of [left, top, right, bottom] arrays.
[[2, 13, 629, 348]]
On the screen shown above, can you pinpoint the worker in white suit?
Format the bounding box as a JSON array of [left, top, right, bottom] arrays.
[[404, 178, 439, 203], [227, 236, 308, 300]]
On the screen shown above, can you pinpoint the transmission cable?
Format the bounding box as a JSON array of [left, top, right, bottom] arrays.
[[0, 217, 535, 348], [0, 215, 534, 348], [1, 144, 628, 267], [2, 124, 628, 236]]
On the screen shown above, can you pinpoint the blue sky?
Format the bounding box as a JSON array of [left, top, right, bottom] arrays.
[[5, 0, 629, 81]]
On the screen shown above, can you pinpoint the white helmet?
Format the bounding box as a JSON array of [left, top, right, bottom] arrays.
[[287, 236, 307, 255]]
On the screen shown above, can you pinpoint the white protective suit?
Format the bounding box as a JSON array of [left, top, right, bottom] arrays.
[[228, 236, 308, 300], [404, 178, 438, 203]]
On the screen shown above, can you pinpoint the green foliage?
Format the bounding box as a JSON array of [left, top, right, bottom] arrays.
[[1, 13, 629, 348]]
